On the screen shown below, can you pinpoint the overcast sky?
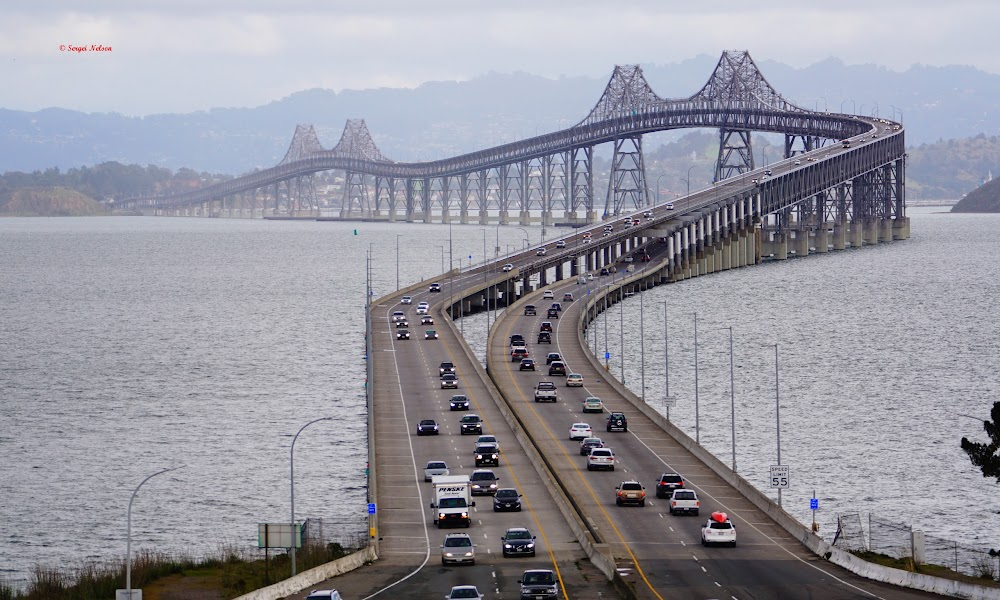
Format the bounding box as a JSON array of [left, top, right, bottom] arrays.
[[2, 0, 998, 116]]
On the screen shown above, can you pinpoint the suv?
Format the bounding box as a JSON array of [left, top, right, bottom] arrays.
[[545, 352, 562, 365], [493, 488, 522, 512], [548, 361, 567, 376], [440, 532, 476, 565], [537, 331, 552, 344], [470, 469, 499, 495], [429, 282, 441, 292], [701, 512, 737, 547], [524, 304, 536, 316], [606, 412, 628, 432], [587, 448, 615, 471], [460, 414, 483, 435], [400, 296, 412, 305], [474, 444, 499, 467], [539, 321, 553, 333], [440, 373, 458, 389], [305, 591, 343, 600], [511, 347, 529, 362], [546, 308, 559, 319], [449, 394, 470, 411], [655, 473, 685, 498], [439, 361, 456, 376], [501, 527, 536, 557], [518, 569, 559, 600], [615, 481, 646, 506]]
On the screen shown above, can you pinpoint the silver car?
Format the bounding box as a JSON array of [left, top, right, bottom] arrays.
[[424, 460, 449, 482], [441, 532, 476, 565]]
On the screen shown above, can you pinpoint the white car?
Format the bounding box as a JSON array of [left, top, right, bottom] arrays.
[[536, 247, 547, 256], [424, 460, 450, 481], [566, 373, 584, 387], [305, 590, 343, 600], [701, 512, 737, 547], [665, 202, 675, 210], [391, 311, 406, 322], [400, 296, 412, 305], [794, 159, 802, 165], [445, 586, 483, 600], [587, 448, 615, 471], [542, 290, 554, 299], [474, 435, 499, 451], [555, 240, 566, 248], [569, 423, 593, 440], [416, 303, 429, 315], [502, 263, 514, 272]]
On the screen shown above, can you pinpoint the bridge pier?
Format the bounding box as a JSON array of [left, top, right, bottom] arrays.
[[879, 219, 894, 243], [833, 225, 847, 250], [555, 263, 564, 282], [519, 210, 531, 226], [863, 221, 879, 245], [893, 216, 910, 240], [813, 228, 829, 253], [793, 229, 809, 257], [849, 223, 864, 248]]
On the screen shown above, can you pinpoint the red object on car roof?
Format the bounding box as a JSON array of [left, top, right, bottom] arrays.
[[710, 511, 729, 523]]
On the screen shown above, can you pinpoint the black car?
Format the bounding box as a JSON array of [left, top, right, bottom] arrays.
[[440, 373, 459, 389], [524, 305, 536, 316], [474, 444, 499, 467], [539, 321, 553, 333], [655, 473, 685, 499], [493, 488, 522, 512], [546, 308, 559, 319], [537, 331, 552, 344], [449, 394, 470, 411], [548, 361, 566, 376], [460, 414, 483, 435], [470, 469, 499, 495], [510, 334, 525, 345], [518, 569, 559, 600], [545, 352, 562, 365], [395, 319, 409, 328], [600, 267, 610, 276], [429, 283, 441, 292], [416, 419, 439, 436], [550, 302, 562, 312], [579, 437, 603, 456], [396, 329, 410, 340], [501, 527, 536, 557], [606, 412, 628, 432], [439, 361, 456, 376], [519, 358, 536, 371]]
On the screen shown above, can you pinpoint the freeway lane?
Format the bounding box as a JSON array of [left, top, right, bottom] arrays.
[[488, 250, 944, 599]]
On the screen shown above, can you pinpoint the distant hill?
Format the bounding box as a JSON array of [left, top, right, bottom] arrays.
[[0, 187, 106, 216], [3, 56, 1000, 176], [951, 177, 1000, 212]]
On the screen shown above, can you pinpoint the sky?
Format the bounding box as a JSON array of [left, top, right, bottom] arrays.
[[2, 0, 999, 116]]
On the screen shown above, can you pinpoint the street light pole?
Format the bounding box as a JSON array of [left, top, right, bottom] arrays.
[[656, 174, 666, 204], [449, 221, 453, 271], [639, 286, 645, 402], [619, 285, 624, 383], [686, 165, 695, 196], [395, 234, 401, 290], [604, 285, 609, 370], [663, 302, 670, 421], [727, 326, 736, 473], [126, 466, 184, 597], [290, 416, 333, 576], [438, 245, 444, 273], [774, 343, 782, 508], [693, 312, 700, 444]]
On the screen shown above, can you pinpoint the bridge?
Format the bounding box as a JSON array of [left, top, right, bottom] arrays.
[[113, 50, 901, 235]]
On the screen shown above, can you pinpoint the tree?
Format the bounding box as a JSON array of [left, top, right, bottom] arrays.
[[961, 401, 1000, 483]]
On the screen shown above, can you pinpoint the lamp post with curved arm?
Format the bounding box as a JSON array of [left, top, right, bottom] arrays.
[[685, 165, 696, 196], [516, 227, 530, 251], [125, 465, 184, 597], [656, 174, 666, 204], [290, 416, 333, 575]]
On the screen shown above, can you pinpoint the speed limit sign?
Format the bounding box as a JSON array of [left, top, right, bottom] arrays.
[[769, 465, 789, 488]]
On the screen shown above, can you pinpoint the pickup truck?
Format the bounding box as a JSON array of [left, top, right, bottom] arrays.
[[534, 381, 557, 403], [669, 489, 700, 516]]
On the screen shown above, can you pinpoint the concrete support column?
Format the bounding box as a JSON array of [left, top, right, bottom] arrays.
[[570, 259, 579, 277], [479, 210, 489, 225], [587, 210, 599, 224], [794, 229, 809, 257], [539, 269, 548, 287], [720, 236, 732, 271], [863, 221, 879, 245], [813, 228, 829, 253], [892, 217, 911, 240], [849, 223, 864, 248], [555, 263, 564, 282], [519, 210, 531, 226], [499, 210, 510, 225], [879, 219, 893, 243], [773, 232, 788, 260], [832, 225, 847, 250]]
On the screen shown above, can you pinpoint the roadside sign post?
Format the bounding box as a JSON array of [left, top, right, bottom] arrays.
[[810, 492, 819, 532], [769, 465, 789, 510]]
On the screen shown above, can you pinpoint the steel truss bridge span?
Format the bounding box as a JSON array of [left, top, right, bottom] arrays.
[[115, 50, 894, 224]]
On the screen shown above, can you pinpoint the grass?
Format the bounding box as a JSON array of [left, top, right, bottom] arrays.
[[0, 542, 357, 600], [850, 550, 1000, 588]]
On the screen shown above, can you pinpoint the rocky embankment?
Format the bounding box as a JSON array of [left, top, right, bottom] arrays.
[[0, 187, 107, 216]]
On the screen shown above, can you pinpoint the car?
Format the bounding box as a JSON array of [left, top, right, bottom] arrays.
[[391, 310, 406, 322], [550, 302, 562, 312], [587, 273, 594, 281], [569, 422, 593, 440], [421, 315, 434, 325], [599, 267, 610, 276], [546, 308, 559, 319], [519, 358, 536, 371], [669, 489, 701, 515], [794, 158, 802, 165], [807, 156, 817, 162], [542, 290, 554, 299], [416, 304, 429, 315], [548, 361, 567, 376], [562, 293, 574, 302], [536, 247, 547, 256], [395, 319, 409, 328], [555, 240, 566, 248], [400, 296, 412, 305], [441, 373, 458, 389], [582, 237, 592, 244], [424, 460, 450, 481], [606, 412, 628, 432], [582, 397, 603, 413], [623, 220, 633, 229], [469, 469, 499, 495], [502, 263, 514, 272], [510, 339, 527, 352], [640, 254, 652, 262], [416, 419, 439, 436], [449, 394, 470, 411], [524, 304, 536, 316], [474, 434, 499, 449], [429, 283, 441, 293], [440, 532, 476, 565], [539, 321, 553, 333], [764, 168, 773, 176], [536, 331, 552, 344], [665, 202, 675, 210], [493, 488, 522, 512], [701, 512, 737, 547], [751, 177, 759, 185], [440, 361, 456, 376], [511, 347, 529, 362], [643, 210, 653, 219], [587, 448, 615, 471], [545, 352, 562, 365], [615, 481, 647, 506], [582, 231, 592, 239], [305, 590, 343, 600], [424, 330, 438, 340], [602, 231, 611, 238], [518, 569, 559, 600], [579, 437, 603, 455], [603, 224, 613, 232], [445, 585, 483, 600], [460, 414, 483, 435], [474, 444, 499, 467], [566, 373, 584, 387], [501, 527, 537, 557], [533, 381, 557, 402], [655, 473, 685, 498], [396, 329, 410, 340], [841, 139, 851, 148]]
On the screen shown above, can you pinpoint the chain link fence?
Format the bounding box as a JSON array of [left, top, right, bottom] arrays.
[[833, 512, 999, 580], [303, 517, 369, 551]]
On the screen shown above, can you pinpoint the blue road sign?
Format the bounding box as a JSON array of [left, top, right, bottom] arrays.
[[368, 503, 376, 515], [810, 498, 819, 510], [605, 352, 610, 360]]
